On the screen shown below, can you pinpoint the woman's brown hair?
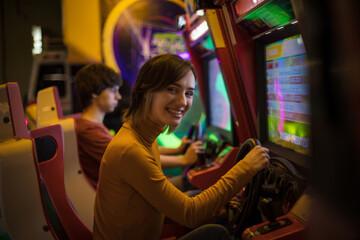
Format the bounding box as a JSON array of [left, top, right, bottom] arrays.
[[123, 54, 196, 131]]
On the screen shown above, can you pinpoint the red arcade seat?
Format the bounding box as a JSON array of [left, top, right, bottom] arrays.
[[0, 82, 92, 239], [31, 124, 92, 240], [36, 86, 95, 229], [0, 82, 52, 239]]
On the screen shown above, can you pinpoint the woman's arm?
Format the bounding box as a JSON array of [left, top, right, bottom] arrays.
[[158, 136, 192, 155], [160, 141, 203, 168], [160, 155, 191, 169]]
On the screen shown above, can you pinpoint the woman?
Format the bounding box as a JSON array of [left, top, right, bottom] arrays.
[[93, 54, 269, 239], [74, 63, 202, 190]]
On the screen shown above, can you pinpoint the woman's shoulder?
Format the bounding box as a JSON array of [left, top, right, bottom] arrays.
[[104, 134, 151, 171], [108, 127, 144, 153], [107, 127, 155, 161]]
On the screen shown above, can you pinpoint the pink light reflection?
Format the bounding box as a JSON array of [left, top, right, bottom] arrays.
[[177, 52, 190, 60], [274, 79, 284, 134]]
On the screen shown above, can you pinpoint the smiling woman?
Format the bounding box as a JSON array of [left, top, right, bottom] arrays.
[[122, 54, 197, 132], [149, 70, 195, 129], [93, 54, 270, 240]]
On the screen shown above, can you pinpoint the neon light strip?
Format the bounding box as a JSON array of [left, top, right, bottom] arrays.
[[190, 20, 209, 42]]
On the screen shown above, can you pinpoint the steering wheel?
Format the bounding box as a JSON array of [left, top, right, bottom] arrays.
[[183, 121, 200, 154], [227, 138, 264, 233]]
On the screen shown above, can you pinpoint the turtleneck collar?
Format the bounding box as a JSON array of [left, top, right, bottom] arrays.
[[123, 119, 165, 149]]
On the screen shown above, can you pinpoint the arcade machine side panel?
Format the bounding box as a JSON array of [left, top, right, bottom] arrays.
[[206, 8, 257, 142], [182, 9, 257, 143], [180, 14, 240, 188], [217, 2, 257, 126], [182, 25, 206, 108]]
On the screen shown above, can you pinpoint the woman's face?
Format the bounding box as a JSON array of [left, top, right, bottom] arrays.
[[93, 85, 121, 113], [149, 70, 195, 128]]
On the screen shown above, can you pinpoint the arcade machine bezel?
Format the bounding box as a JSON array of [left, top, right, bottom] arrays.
[[202, 51, 236, 146], [255, 22, 310, 171], [181, 5, 258, 143], [183, 13, 242, 190]]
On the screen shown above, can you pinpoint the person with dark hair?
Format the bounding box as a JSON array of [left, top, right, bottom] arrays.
[[74, 63, 123, 188], [74, 63, 202, 189], [93, 54, 270, 239]]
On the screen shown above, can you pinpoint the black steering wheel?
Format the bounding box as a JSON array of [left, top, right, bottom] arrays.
[[227, 138, 264, 233], [182, 122, 202, 178], [183, 122, 200, 154]]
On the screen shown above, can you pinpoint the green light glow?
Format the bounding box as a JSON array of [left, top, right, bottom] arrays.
[[201, 35, 214, 51], [218, 146, 232, 158], [244, 1, 293, 27], [215, 73, 231, 131], [208, 133, 220, 143], [268, 117, 310, 155], [157, 132, 182, 148], [109, 129, 116, 136]]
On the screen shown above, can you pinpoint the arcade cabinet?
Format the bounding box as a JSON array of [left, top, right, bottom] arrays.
[[177, 8, 249, 190], [181, 0, 311, 238], [187, 51, 241, 190], [27, 51, 72, 115], [179, 5, 257, 142], [210, 0, 311, 238]]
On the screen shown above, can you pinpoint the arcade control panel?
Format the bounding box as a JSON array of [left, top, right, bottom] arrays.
[[241, 188, 311, 240], [187, 146, 239, 190]]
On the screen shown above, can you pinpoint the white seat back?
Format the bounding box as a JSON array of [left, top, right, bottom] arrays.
[[37, 86, 95, 229]]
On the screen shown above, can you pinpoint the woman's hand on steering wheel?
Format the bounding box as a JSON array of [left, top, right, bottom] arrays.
[[226, 139, 269, 232], [177, 136, 193, 154], [241, 146, 270, 172], [182, 140, 203, 166]]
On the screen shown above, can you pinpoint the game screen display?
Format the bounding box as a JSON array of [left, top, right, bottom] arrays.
[[207, 57, 232, 132], [265, 34, 310, 155]]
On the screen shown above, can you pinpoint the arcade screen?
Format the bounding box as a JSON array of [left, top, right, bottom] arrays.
[[206, 56, 232, 133], [265, 34, 310, 155]]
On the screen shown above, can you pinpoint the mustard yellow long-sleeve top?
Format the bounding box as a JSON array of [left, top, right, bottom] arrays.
[[93, 120, 257, 239]]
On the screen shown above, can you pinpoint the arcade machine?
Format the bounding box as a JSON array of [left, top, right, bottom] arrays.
[[27, 51, 72, 116], [175, 2, 256, 190], [181, 0, 311, 238], [237, 25, 310, 239], [187, 50, 241, 190]]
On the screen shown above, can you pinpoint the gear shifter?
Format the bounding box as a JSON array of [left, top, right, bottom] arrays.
[[260, 197, 276, 223], [255, 197, 292, 235]]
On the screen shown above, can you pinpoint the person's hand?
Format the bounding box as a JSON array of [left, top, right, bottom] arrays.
[[182, 141, 203, 165], [241, 146, 270, 172], [176, 136, 193, 154], [214, 194, 241, 219], [227, 193, 241, 210]]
